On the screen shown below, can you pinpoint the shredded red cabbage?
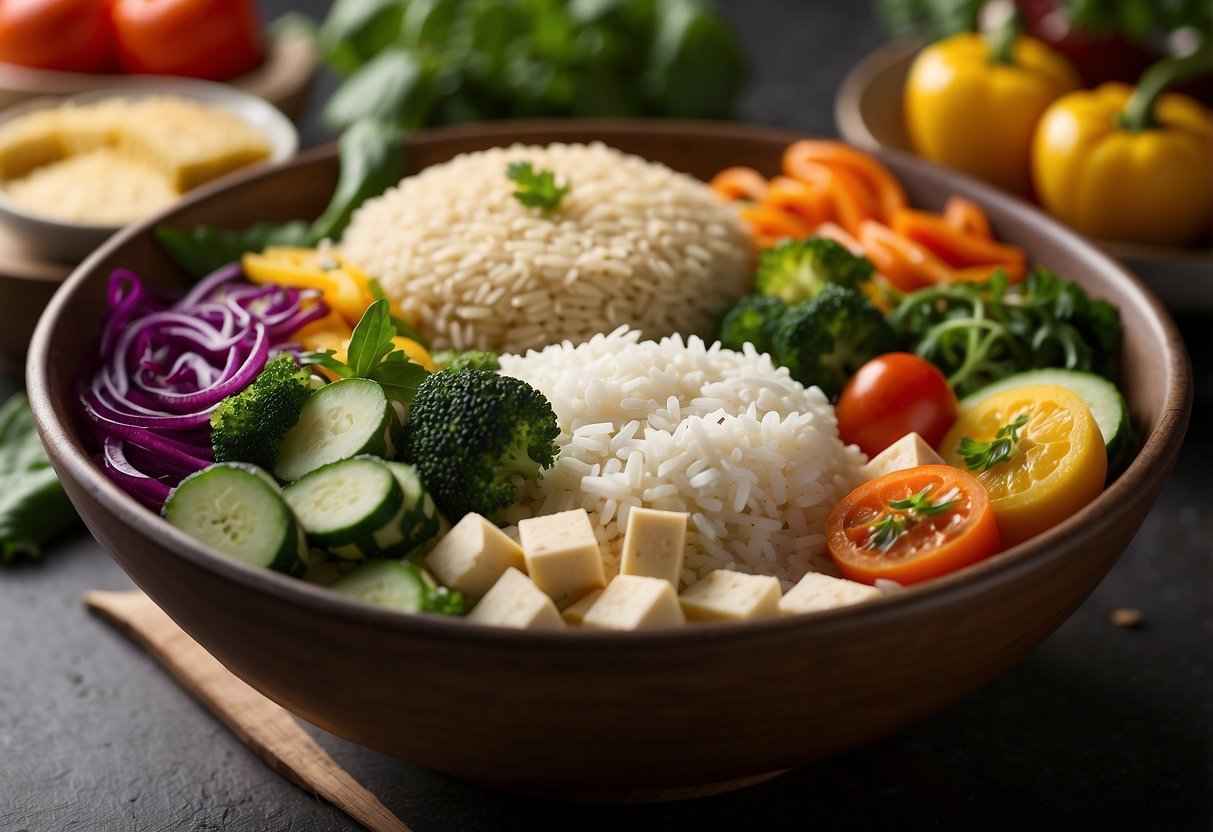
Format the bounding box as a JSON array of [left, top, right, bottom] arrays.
[[83, 264, 328, 509]]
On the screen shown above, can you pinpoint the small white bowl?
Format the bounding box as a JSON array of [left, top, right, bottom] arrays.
[[0, 79, 298, 264]]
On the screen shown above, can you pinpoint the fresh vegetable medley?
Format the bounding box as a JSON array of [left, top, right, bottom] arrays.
[[78, 137, 1131, 631]]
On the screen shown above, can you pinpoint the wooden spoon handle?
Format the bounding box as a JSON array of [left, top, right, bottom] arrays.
[[84, 590, 412, 832]]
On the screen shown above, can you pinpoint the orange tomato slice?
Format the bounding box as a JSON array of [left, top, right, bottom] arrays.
[[827, 465, 1001, 585]]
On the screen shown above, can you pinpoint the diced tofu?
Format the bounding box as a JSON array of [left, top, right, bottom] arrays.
[[778, 572, 882, 615], [467, 568, 564, 630], [679, 570, 782, 622], [561, 589, 603, 626], [619, 507, 687, 587], [862, 432, 945, 480], [424, 513, 525, 599], [581, 576, 686, 631], [518, 509, 606, 610]]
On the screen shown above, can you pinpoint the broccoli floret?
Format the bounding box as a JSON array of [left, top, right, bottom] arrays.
[[716, 294, 787, 354], [402, 368, 559, 520], [210, 354, 311, 470], [430, 349, 501, 372], [772, 284, 895, 398], [754, 237, 875, 304]]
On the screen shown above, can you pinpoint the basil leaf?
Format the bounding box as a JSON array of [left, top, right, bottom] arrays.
[[310, 119, 406, 242], [323, 48, 437, 132], [155, 221, 313, 280], [299, 350, 355, 378], [0, 393, 80, 564], [320, 0, 406, 77], [345, 299, 396, 378], [368, 351, 429, 401]]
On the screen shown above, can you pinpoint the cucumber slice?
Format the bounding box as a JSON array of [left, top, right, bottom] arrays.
[[330, 559, 427, 613], [274, 378, 393, 482], [164, 463, 305, 576], [960, 369, 1133, 471], [378, 461, 441, 557], [283, 457, 404, 547]]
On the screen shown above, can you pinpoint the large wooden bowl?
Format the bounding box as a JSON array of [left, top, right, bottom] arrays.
[[834, 39, 1213, 311], [26, 121, 1191, 796]]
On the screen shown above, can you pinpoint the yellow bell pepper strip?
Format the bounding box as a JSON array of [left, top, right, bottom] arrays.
[[1031, 51, 1213, 247], [903, 12, 1080, 197], [242, 247, 376, 328]]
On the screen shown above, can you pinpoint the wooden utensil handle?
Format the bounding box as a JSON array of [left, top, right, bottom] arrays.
[[84, 590, 412, 832]]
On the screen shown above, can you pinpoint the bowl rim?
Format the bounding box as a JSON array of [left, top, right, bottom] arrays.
[[0, 77, 299, 233], [833, 37, 1213, 265], [26, 118, 1194, 648]]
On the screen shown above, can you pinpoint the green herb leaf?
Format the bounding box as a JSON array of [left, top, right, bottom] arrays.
[[311, 119, 407, 241], [299, 350, 354, 378], [507, 161, 570, 211], [958, 414, 1029, 472], [867, 513, 907, 553], [888, 485, 960, 517], [319, 0, 406, 77], [367, 278, 429, 347], [0, 393, 80, 565], [345, 298, 396, 377], [154, 221, 314, 281], [323, 48, 436, 133], [367, 351, 429, 401]]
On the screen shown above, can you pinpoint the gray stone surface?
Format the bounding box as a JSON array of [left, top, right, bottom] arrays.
[[2, 1, 1211, 830]]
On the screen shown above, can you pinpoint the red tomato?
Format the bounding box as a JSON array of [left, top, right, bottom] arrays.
[[827, 465, 1001, 585], [836, 352, 958, 457], [111, 0, 262, 81], [0, 0, 114, 73]]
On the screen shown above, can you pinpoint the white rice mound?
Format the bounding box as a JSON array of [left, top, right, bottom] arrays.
[[497, 327, 867, 589], [339, 142, 755, 354]]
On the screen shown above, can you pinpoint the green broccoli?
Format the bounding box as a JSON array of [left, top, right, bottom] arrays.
[[210, 354, 312, 470], [430, 349, 501, 372], [772, 284, 895, 399], [402, 368, 559, 521], [716, 294, 787, 355], [754, 237, 875, 305]]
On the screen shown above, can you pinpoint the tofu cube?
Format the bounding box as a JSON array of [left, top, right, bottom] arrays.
[[561, 589, 603, 626], [862, 432, 945, 481], [581, 576, 686, 631], [778, 572, 882, 615], [679, 570, 782, 622], [518, 509, 606, 610], [619, 507, 687, 587], [467, 568, 564, 630], [424, 513, 525, 599]]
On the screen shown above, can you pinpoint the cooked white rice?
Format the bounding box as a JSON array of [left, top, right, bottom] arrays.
[[338, 142, 754, 354], [497, 328, 867, 589]]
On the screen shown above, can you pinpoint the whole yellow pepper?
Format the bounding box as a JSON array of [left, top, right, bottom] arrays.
[[1032, 53, 1213, 247], [904, 16, 1080, 197]]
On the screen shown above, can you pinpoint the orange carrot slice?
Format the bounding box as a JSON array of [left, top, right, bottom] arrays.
[[710, 166, 770, 203]]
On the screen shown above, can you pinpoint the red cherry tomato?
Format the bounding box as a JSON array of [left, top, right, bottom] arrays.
[[111, 0, 262, 81], [836, 352, 958, 457], [0, 0, 114, 73]]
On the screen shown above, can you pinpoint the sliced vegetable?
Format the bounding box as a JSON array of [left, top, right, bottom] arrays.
[[959, 368, 1133, 474], [283, 457, 404, 548], [274, 378, 394, 482], [330, 559, 427, 613], [826, 464, 1000, 585], [163, 463, 306, 575], [939, 384, 1107, 546], [836, 353, 958, 457]]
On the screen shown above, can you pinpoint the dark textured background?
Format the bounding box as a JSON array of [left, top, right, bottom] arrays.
[[2, 2, 1211, 830]]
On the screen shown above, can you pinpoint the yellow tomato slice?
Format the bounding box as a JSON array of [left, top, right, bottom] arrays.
[[938, 384, 1106, 547]]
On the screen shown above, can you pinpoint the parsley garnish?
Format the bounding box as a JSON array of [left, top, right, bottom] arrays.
[[507, 161, 570, 212], [958, 414, 1030, 472], [865, 485, 961, 553]]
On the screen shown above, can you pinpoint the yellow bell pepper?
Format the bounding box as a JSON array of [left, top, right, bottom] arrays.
[[1031, 52, 1213, 247], [242, 247, 376, 327], [904, 15, 1080, 197]]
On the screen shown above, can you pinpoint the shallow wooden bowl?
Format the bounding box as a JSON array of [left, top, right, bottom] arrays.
[[835, 39, 1213, 310], [26, 121, 1191, 796]]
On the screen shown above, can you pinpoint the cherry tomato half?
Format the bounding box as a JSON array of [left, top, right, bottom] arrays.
[[836, 352, 958, 457], [0, 0, 114, 73], [827, 464, 1001, 585], [111, 0, 262, 81]]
